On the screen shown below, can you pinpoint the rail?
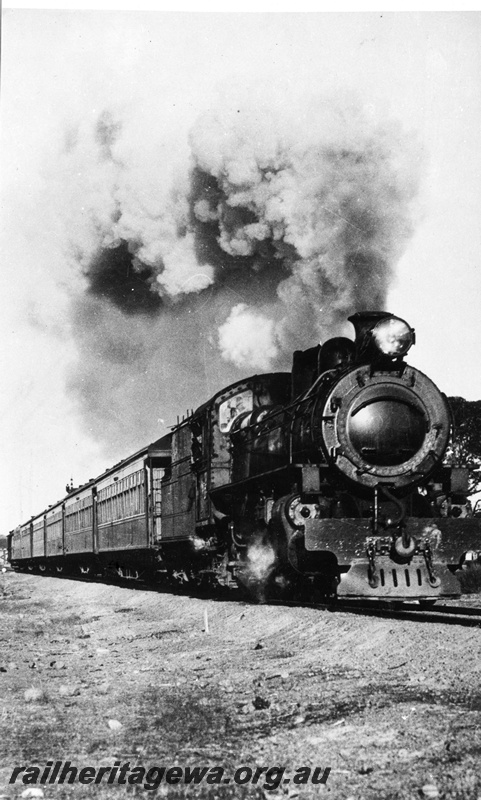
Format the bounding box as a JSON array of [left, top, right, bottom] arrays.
[[269, 597, 481, 627]]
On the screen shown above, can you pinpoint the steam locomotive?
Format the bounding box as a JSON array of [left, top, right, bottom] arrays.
[[8, 311, 481, 601]]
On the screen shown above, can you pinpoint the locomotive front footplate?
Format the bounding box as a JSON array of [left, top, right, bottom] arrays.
[[304, 517, 481, 598]]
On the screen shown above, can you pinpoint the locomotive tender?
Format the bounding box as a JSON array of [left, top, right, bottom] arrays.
[[8, 311, 481, 601]]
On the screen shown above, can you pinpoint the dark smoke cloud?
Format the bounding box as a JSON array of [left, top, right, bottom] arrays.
[[64, 94, 420, 456], [87, 241, 162, 314], [188, 104, 419, 362]]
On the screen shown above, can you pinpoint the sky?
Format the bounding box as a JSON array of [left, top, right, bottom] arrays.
[[1, 11, 480, 531]]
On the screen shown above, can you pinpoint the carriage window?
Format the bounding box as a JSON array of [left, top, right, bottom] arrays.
[[219, 390, 253, 432]]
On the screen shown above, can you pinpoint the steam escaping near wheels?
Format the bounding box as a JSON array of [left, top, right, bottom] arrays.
[[235, 536, 279, 603]]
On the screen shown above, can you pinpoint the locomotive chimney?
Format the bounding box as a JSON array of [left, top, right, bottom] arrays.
[[348, 311, 393, 344]]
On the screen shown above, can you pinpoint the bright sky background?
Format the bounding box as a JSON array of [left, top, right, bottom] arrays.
[[1, 10, 480, 531]]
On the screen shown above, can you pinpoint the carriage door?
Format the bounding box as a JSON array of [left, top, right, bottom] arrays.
[[151, 468, 164, 544], [92, 488, 99, 554]]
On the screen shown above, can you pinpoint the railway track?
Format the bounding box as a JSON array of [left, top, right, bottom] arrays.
[[12, 567, 481, 627], [271, 597, 481, 627]]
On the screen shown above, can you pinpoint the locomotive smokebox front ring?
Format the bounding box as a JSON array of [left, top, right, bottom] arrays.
[[315, 365, 451, 490]]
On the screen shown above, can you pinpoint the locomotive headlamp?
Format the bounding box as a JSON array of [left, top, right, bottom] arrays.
[[372, 317, 414, 358]]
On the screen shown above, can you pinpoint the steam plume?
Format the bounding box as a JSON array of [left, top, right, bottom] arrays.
[[238, 537, 279, 604], [59, 93, 420, 456]]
